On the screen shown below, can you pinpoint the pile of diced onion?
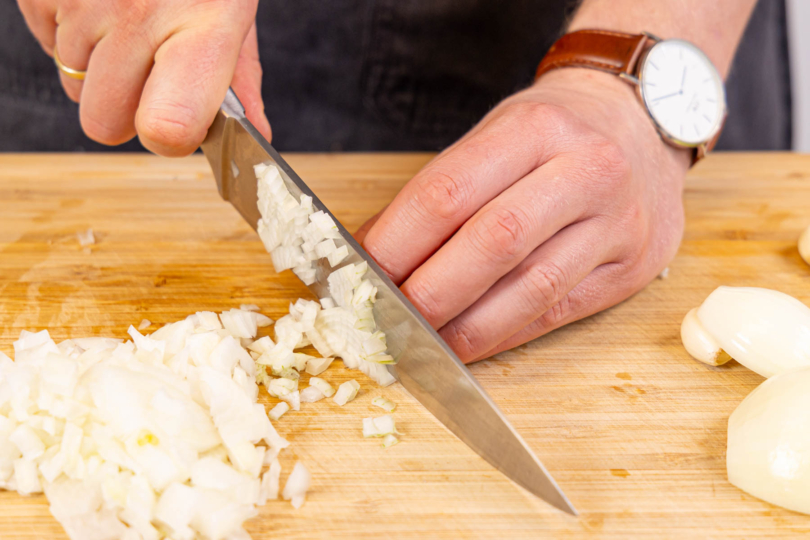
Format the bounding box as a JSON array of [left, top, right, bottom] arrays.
[[0, 162, 400, 540]]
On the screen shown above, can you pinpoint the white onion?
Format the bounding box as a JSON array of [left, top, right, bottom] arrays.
[[381, 434, 399, 448], [299, 386, 325, 403], [681, 287, 810, 377], [305, 356, 334, 376], [77, 228, 95, 247], [728, 366, 810, 514], [268, 402, 289, 421], [253, 163, 398, 387], [362, 415, 397, 438], [371, 397, 396, 413], [332, 380, 360, 406], [281, 462, 310, 509], [0, 309, 291, 540], [308, 377, 335, 398], [280, 390, 301, 412], [800, 225, 810, 266]]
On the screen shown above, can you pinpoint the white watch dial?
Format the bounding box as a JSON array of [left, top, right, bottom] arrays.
[[639, 39, 726, 146]]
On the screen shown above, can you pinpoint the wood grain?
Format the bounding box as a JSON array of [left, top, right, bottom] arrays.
[[0, 152, 809, 539]]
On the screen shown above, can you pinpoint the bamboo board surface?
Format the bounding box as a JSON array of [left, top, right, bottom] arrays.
[[0, 152, 809, 539]]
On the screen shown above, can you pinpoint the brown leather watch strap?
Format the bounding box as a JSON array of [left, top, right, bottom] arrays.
[[535, 30, 652, 81]]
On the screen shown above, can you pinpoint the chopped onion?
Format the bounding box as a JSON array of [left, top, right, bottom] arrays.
[[299, 386, 325, 403], [258, 459, 281, 505], [138, 319, 152, 331], [333, 380, 360, 406], [268, 402, 290, 421], [327, 245, 349, 267], [381, 434, 399, 448], [76, 228, 95, 247], [253, 162, 398, 387], [362, 415, 397, 438], [305, 356, 334, 376], [240, 304, 261, 312], [371, 397, 396, 413], [308, 377, 335, 398], [280, 390, 301, 411], [0, 308, 290, 540], [281, 462, 310, 509]]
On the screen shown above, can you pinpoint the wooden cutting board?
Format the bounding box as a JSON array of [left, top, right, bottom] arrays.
[[1, 152, 809, 539]]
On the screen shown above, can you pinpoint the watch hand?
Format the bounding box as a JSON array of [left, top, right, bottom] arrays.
[[680, 66, 687, 93], [652, 91, 681, 102]]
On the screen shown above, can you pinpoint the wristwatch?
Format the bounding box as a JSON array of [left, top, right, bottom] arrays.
[[535, 30, 727, 165]]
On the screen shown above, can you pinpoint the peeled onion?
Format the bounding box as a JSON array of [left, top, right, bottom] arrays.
[[728, 366, 810, 514], [800, 225, 810, 266], [681, 287, 810, 377]]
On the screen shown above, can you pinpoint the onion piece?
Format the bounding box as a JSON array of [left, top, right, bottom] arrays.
[[258, 459, 281, 505], [305, 356, 334, 376], [327, 246, 349, 268], [728, 366, 810, 514], [280, 391, 301, 411], [0, 309, 304, 540], [332, 380, 360, 406], [76, 229, 95, 247], [138, 319, 152, 331], [308, 377, 335, 398], [268, 402, 290, 421], [381, 434, 399, 448], [680, 308, 731, 367], [800, 225, 810, 266], [282, 462, 311, 509], [681, 286, 810, 377], [371, 397, 396, 413], [362, 415, 397, 438], [299, 386, 325, 403]]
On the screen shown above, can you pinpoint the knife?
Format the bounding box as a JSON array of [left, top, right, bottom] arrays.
[[201, 88, 576, 515]]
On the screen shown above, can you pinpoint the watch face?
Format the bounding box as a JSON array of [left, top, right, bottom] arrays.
[[639, 39, 726, 147]]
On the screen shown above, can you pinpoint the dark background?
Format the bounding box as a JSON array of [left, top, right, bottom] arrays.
[[0, 0, 791, 153]]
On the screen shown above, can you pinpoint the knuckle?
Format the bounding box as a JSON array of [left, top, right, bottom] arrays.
[[402, 278, 444, 327], [412, 169, 471, 223], [468, 206, 530, 263], [441, 320, 482, 362], [520, 260, 568, 314], [538, 293, 573, 329], [507, 101, 573, 136]]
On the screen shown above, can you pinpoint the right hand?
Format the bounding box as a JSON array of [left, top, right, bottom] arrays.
[[16, 0, 271, 156]]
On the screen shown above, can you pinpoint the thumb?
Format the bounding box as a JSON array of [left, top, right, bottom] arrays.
[[231, 22, 271, 141]]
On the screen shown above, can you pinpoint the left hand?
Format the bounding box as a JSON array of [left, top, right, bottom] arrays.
[[356, 68, 691, 363]]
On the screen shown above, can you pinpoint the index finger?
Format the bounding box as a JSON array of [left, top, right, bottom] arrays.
[[360, 102, 565, 284]]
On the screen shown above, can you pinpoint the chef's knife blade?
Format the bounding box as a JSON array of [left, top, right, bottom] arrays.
[[201, 89, 576, 515]]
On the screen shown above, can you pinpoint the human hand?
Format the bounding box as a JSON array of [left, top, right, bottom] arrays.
[[16, 0, 270, 155], [357, 68, 690, 363]]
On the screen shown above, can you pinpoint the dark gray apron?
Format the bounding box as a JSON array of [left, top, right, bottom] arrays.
[[0, 0, 791, 152]]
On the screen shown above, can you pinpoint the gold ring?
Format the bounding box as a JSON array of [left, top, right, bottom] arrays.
[[53, 46, 86, 81]]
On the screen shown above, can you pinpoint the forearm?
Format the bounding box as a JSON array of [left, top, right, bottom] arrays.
[[568, 0, 758, 77]]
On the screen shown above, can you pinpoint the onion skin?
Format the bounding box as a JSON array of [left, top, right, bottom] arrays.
[[728, 367, 810, 514]]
